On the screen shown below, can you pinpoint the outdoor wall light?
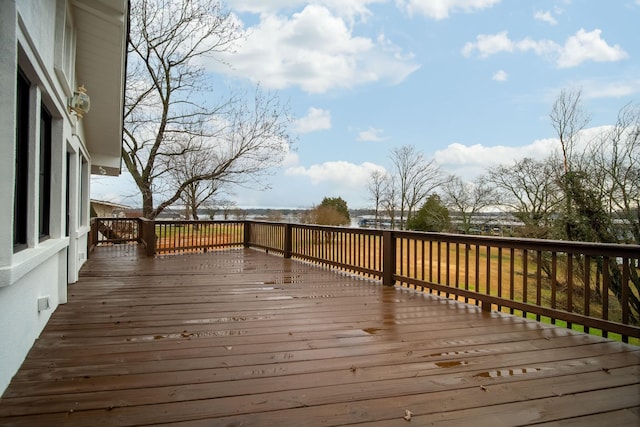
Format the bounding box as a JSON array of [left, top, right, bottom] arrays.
[[69, 85, 90, 118]]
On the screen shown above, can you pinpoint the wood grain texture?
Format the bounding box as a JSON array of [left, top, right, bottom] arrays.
[[1, 244, 638, 426]]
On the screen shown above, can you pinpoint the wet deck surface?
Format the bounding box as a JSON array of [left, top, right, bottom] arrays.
[[0, 245, 639, 426]]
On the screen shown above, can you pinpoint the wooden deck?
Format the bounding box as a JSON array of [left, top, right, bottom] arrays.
[[0, 245, 639, 426]]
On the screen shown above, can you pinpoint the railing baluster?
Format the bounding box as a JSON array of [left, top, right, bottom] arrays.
[[584, 255, 591, 333], [567, 253, 573, 330], [436, 241, 442, 296], [621, 258, 630, 343], [509, 248, 515, 315], [497, 247, 502, 312], [522, 249, 528, 318], [445, 242, 450, 298], [455, 243, 460, 293], [536, 250, 542, 322], [429, 240, 434, 284], [551, 252, 557, 325], [474, 245, 480, 306], [464, 244, 470, 304], [420, 240, 425, 283], [602, 256, 610, 338], [486, 246, 491, 308]]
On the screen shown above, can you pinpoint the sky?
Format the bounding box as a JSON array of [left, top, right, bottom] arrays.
[[91, 0, 640, 210]]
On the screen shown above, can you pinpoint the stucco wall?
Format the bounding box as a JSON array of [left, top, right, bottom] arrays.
[[0, 0, 126, 396], [16, 0, 57, 68], [0, 0, 80, 395], [0, 252, 63, 393]]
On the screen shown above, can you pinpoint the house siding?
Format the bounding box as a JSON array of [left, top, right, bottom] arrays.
[[0, 0, 127, 395]]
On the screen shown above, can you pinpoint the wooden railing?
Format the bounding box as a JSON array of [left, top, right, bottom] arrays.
[[391, 231, 640, 343], [90, 218, 640, 342], [90, 217, 140, 248]]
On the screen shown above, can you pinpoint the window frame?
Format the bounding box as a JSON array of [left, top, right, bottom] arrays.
[[39, 105, 52, 241], [13, 68, 30, 252]]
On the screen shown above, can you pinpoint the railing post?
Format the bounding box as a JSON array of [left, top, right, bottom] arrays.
[[383, 230, 396, 287], [91, 218, 99, 247], [136, 218, 142, 243], [140, 218, 156, 257], [87, 218, 96, 256], [244, 221, 251, 248], [481, 300, 492, 313], [284, 224, 292, 259]]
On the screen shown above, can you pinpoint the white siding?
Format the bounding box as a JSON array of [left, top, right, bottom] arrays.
[[0, 0, 127, 394]]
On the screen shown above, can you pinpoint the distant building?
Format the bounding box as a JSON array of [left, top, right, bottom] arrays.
[[91, 199, 130, 218], [0, 0, 128, 394]]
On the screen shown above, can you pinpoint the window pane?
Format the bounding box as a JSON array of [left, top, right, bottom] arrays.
[[14, 70, 30, 250], [39, 106, 52, 240]]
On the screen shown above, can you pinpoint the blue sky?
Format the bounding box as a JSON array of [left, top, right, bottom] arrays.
[[92, 0, 640, 210]]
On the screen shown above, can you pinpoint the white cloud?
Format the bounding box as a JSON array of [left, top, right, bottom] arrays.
[[91, 174, 141, 207], [574, 79, 640, 99], [226, 0, 384, 24], [294, 107, 332, 134], [209, 5, 420, 93], [433, 126, 614, 182], [462, 31, 516, 58], [398, 0, 502, 20], [534, 10, 557, 25], [434, 139, 557, 181], [556, 29, 628, 68], [226, 0, 305, 14], [357, 127, 387, 141], [492, 69, 508, 82], [462, 29, 628, 68], [286, 161, 384, 187], [282, 151, 300, 167]]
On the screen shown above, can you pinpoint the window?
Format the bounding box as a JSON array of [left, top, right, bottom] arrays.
[[63, 19, 75, 83], [54, 1, 76, 94], [14, 69, 30, 251], [80, 157, 89, 226], [39, 106, 52, 240]]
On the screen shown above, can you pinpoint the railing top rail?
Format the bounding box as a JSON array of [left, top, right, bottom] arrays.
[[93, 216, 141, 221], [290, 222, 385, 236], [153, 219, 245, 224], [97, 218, 639, 258], [393, 230, 640, 258], [245, 220, 287, 226]]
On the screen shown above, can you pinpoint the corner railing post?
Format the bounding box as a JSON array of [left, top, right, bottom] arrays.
[[481, 300, 492, 313], [88, 218, 96, 256], [244, 221, 251, 248], [91, 218, 99, 247], [284, 223, 292, 258], [383, 230, 396, 287], [140, 218, 156, 257], [136, 218, 143, 243]]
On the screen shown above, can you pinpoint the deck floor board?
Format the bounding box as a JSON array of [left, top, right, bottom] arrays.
[[1, 245, 638, 426]]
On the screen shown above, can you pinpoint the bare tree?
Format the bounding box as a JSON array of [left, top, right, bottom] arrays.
[[486, 157, 562, 238], [218, 199, 237, 220], [549, 92, 639, 322], [588, 103, 640, 244], [124, 0, 292, 219], [381, 174, 399, 229], [550, 88, 590, 174], [442, 175, 498, 234], [389, 145, 443, 229], [549, 88, 591, 240], [166, 140, 223, 220], [368, 169, 388, 228], [301, 205, 350, 226]]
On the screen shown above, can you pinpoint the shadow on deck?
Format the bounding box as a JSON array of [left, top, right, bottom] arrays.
[[0, 244, 638, 426]]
